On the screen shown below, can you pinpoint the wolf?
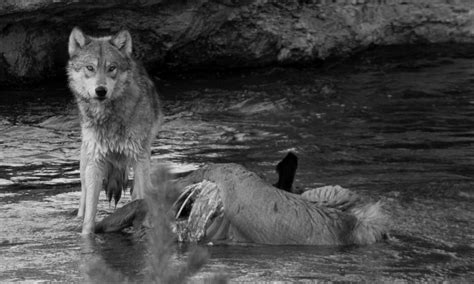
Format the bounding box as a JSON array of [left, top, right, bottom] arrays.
[[67, 27, 163, 234]]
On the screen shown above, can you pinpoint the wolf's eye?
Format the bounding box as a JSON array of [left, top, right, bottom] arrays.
[[108, 65, 116, 72], [85, 65, 95, 72]]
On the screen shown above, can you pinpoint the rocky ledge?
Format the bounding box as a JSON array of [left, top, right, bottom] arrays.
[[0, 0, 473, 86]]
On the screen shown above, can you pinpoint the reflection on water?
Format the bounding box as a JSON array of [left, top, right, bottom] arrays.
[[1, 47, 474, 282]]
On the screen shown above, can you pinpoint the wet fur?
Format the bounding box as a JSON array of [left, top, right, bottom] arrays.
[[68, 27, 162, 234], [96, 159, 389, 245], [103, 154, 129, 204], [350, 201, 387, 245], [278, 153, 389, 244], [301, 185, 388, 244]]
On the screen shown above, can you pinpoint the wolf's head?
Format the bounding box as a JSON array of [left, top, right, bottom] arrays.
[[67, 27, 133, 102]]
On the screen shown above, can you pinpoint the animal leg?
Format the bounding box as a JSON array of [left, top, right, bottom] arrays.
[[82, 161, 105, 234], [132, 153, 152, 200], [78, 142, 88, 218]]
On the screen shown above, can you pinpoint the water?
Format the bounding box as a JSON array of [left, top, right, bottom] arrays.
[[1, 46, 474, 282]]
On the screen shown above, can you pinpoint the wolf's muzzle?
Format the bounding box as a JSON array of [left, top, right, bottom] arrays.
[[95, 86, 108, 100]]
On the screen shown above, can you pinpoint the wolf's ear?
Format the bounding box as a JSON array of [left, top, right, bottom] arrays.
[[68, 27, 89, 57], [111, 30, 132, 56]]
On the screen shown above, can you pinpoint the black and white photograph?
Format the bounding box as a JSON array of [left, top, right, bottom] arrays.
[[0, 0, 473, 282]]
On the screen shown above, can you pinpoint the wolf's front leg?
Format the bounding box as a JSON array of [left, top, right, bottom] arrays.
[[132, 152, 152, 200], [78, 142, 88, 218], [82, 161, 105, 234]]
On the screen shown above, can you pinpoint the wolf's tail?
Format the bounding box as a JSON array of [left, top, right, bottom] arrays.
[[350, 201, 388, 245], [104, 160, 129, 207]]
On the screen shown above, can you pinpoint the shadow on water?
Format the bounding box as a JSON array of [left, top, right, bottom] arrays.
[[1, 45, 474, 281], [80, 233, 147, 280]]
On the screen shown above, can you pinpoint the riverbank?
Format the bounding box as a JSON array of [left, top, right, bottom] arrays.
[[1, 0, 473, 86]]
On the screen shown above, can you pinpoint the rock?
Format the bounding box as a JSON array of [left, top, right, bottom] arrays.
[[0, 0, 473, 85]]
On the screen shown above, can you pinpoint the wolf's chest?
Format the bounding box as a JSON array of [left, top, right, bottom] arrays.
[[82, 126, 143, 161]]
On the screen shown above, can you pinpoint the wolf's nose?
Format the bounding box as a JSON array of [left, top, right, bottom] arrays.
[[95, 86, 107, 99]]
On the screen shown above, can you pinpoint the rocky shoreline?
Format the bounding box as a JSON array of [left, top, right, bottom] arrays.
[[0, 0, 473, 86]]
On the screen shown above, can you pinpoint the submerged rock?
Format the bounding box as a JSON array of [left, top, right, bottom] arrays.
[[0, 0, 473, 85]]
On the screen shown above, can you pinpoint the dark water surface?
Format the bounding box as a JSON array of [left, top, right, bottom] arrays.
[[1, 48, 474, 282]]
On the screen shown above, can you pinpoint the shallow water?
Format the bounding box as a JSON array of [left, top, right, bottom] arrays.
[[1, 47, 474, 282]]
